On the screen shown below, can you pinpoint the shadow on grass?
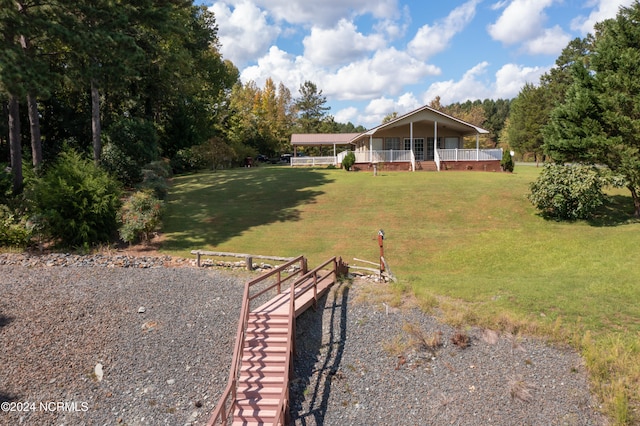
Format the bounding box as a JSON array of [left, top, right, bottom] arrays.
[[588, 195, 640, 227], [536, 195, 639, 227], [162, 167, 333, 250]]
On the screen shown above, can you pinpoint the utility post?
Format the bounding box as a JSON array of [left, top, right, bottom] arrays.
[[377, 229, 385, 276]]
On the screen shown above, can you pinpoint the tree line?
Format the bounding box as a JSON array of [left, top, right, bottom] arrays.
[[2, 1, 639, 249], [0, 1, 362, 195]]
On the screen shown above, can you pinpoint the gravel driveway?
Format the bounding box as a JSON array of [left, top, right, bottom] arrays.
[[0, 254, 607, 425]]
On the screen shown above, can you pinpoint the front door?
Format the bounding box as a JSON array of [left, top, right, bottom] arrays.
[[404, 138, 425, 160]]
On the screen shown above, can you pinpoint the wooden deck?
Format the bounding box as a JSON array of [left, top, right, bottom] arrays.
[[208, 257, 344, 426], [252, 272, 335, 317]]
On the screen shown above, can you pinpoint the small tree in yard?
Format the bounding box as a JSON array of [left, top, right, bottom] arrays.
[[501, 149, 514, 172], [528, 163, 605, 220], [342, 151, 356, 171], [119, 191, 163, 244]]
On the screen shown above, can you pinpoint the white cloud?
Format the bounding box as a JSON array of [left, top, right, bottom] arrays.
[[302, 20, 387, 68], [360, 93, 421, 126], [211, 1, 280, 67], [422, 62, 493, 105], [487, 0, 555, 45], [240, 46, 318, 91], [245, 0, 399, 27], [408, 0, 480, 59], [374, 5, 411, 40], [334, 107, 359, 124], [324, 48, 441, 100], [419, 62, 550, 106], [571, 0, 634, 35], [240, 45, 439, 103], [490, 1, 510, 10], [524, 25, 572, 55], [494, 63, 549, 98]]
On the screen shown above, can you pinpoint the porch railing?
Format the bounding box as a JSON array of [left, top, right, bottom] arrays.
[[437, 148, 502, 162], [354, 150, 412, 163], [290, 156, 337, 166]]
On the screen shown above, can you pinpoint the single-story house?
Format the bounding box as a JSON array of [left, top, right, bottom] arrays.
[[290, 105, 503, 171]]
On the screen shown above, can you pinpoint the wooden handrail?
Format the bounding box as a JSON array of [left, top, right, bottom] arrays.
[[273, 266, 297, 425], [208, 256, 305, 426], [208, 255, 338, 426]]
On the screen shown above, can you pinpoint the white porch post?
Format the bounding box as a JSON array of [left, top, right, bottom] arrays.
[[369, 135, 373, 162], [434, 120, 438, 158], [333, 143, 337, 164], [410, 121, 414, 171], [476, 133, 480, 161]]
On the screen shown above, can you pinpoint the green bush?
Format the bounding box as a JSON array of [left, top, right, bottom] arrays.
[[105, 118, 160, 167], [143, 160, 173, 179], [0, 165, 13, 204], [100, 143, 143, 187], [170, 147, 207, 174], [118, 190, 163, 244], [28, 149, 122, 247], [528, 163, 605, 220], [501, 149, 514, 172], [342, 151, 356, 171], [137, 169, 169, 200], [0, 205, 32, 247]]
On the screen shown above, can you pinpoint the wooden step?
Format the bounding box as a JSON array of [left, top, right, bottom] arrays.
[[244, 335, 288, 347], [232, 408, 278, 424], [232, 421, 281, 426], [236, 397, 281, 409], [248, 311, 290, 319], [239, 364, 286, 375], [247, 314, 290, 323], [241, 354, 287, 364], [238, 375, 286, 386], [243, 345, 287, 355], [238, 385, 283, 398], [246, 326, 289, 335]]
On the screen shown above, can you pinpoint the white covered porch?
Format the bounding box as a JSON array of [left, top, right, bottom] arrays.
[[290, 105, 502, 171]]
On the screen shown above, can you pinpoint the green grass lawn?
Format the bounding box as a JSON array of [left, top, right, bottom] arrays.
[[162, 164, 640, 424]]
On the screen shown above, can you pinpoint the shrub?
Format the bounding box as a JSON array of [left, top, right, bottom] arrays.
[[0, 205, 32, 247], [192, 137, 235, 170], [105, 118, 160, 167], [0, 165, 13, 204], [143, 160, 173, 179], [28, 149, 122, 247], [528, 163, 605, 220], [501, 149, 514, 172], [170, 147, 206, 174], [137, 169, 169, 200], [100, 143, 143, 187], [118, 190, 163, 244], [342, 151, 356, 171]]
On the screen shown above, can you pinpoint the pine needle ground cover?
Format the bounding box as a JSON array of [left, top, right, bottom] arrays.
[[162, 165, 640, 423]]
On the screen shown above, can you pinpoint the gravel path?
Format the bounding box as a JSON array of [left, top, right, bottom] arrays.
[[0, 254, 607, 425]]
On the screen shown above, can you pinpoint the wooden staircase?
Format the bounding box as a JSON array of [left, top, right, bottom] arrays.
[[234, 312, 289, 425], [208, 256, 345, 426]]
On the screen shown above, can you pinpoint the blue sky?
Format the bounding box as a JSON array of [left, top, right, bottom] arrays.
[[199, 0, 633, 128]]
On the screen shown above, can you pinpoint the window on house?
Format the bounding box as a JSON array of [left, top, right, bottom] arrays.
[[385, 137, 401, 150]]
